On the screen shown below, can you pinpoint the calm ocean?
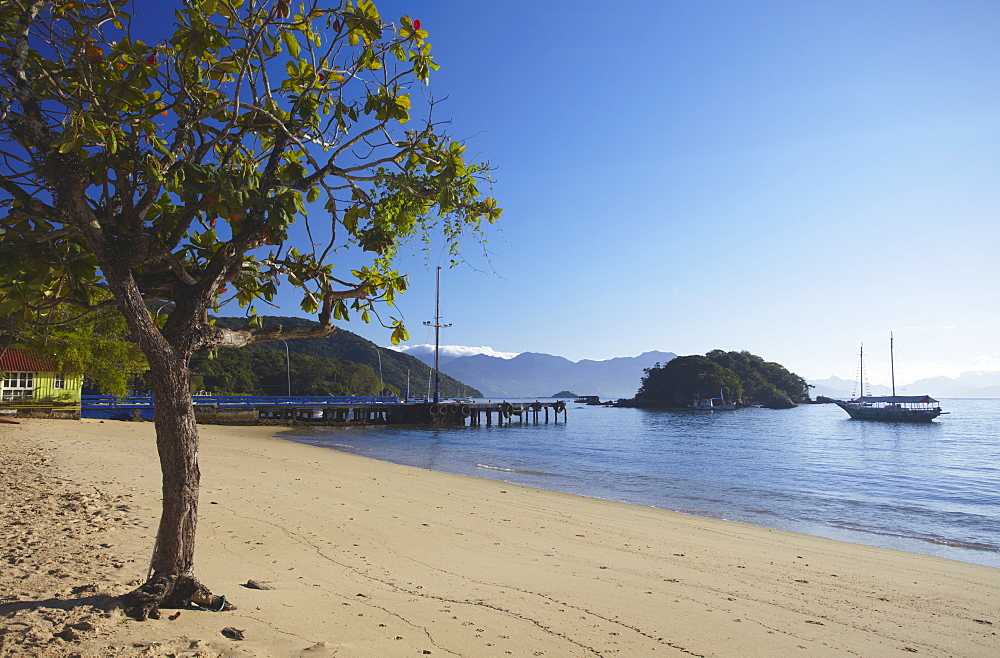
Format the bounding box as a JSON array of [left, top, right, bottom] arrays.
[[282, 398, 1000, 568]]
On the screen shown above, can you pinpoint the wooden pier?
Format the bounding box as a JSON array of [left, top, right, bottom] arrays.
[[390, 400, 568, 426], [81, 396, 568, 427]]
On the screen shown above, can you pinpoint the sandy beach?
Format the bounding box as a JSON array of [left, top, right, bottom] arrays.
[[1, 419, 998, 657]]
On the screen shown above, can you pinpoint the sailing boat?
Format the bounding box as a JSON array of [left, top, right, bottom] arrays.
[[835, 334, 945, 422]]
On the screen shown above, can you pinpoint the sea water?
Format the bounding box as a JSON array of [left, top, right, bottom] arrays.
[[282, 399, 1000, 568]]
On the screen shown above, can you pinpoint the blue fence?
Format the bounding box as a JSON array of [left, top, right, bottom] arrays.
[[81, 395, 400, 420]]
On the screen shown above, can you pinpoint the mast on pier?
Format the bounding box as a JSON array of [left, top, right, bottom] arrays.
[[890, 332, 896, 397], [423, 266, 451, 404]]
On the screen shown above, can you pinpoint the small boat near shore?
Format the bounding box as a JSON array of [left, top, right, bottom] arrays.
[[836, 334, 945, 423], [692, 397, 736, 411]]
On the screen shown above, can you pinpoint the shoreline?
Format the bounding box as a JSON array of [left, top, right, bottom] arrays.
[[2, 418, 998, 656], [281, 420, 1000, 570]]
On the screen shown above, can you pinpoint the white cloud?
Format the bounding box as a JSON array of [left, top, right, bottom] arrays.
[[389, 344, 520, 360]]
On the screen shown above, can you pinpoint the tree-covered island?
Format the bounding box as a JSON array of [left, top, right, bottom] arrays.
[[621, 350, 810, 409]]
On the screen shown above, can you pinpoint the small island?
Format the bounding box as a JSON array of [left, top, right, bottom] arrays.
[[551, 391, 578, 398], [618, 350, 810, 409]]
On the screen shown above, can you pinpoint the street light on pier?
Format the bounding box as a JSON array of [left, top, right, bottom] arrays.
[[373, 345, 384, 395], [281, 340, 291, 397], [423, 266, 451, 404]]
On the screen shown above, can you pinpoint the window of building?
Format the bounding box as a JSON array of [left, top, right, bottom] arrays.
[[2, 372, 35, 402], [54, 373, 65, 389], [1, 389, 33, 402], [2, 372, 34, 389]]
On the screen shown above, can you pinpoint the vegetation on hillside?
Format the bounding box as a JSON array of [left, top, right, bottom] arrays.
[[630, 350, 810, 408], [201, 316, 481, 398], [704, 350, 810, 403], [191, 349, 384, 396]]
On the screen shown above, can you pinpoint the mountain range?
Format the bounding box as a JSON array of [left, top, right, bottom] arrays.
[[404, 350, 678, 398], [403, 345, 1000, 400], [205, 325, 1000, 400], [809, 371, 1000, 399]]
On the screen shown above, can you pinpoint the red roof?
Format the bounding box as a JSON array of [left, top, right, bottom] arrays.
[[0, 348, 55, 372]]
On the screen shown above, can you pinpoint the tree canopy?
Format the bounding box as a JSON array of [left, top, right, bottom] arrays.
[[0, 0, 500, 619], [0, 0, 499, 346], [634, 355, 743, 407], [705, 349, 810, 402], [633, 350, 810, 407], [1, 301, 147, 397]]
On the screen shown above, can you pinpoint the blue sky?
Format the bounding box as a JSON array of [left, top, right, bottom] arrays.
[[221, 1, 999, 381]]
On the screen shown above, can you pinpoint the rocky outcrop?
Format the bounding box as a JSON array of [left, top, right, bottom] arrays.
[[761, 395, 797, 409]]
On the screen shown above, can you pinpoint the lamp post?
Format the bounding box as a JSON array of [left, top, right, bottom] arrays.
[[374, 345, 384, 395], [281, 340, 291, 397], [423, 266, 451, 403]]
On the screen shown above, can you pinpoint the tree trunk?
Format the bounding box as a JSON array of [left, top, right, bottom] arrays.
[[151, 350, 199, 574], [120, 344, 233, 619], [85, 240, 234, 619]]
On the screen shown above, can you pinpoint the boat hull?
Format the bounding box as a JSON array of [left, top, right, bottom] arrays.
[[835, 401, 943, 422]]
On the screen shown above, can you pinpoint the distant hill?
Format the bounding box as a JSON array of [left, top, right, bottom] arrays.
[[432, 350, 677, 398], [807, 376, 872, 399], [907, 371, 1000, 398], [808, 370, 1000, 399], [208, 316, 481, 398]]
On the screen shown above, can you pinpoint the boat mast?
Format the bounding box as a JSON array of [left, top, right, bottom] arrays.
[[857, 342, 866, 399], [423, 266, 452, 404], [890, 332, 896, 396]]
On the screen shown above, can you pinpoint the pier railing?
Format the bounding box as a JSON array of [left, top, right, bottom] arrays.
[[82, 394, 399, 408], [80, 395, 567, 426]]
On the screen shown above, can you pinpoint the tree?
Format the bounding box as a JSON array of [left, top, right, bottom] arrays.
[[1, 299, 147, 396], [0, 0, 500, 619], [635, 355, 743, 406], [705, 349, 810, 402]]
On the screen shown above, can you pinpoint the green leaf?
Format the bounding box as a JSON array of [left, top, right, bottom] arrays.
[[390, 325, 409, 345], [282, 30, 301, 58], [58, 137, 81, 154]]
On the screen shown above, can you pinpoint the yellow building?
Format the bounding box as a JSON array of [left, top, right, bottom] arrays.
[[0, 348, 83, 406]]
